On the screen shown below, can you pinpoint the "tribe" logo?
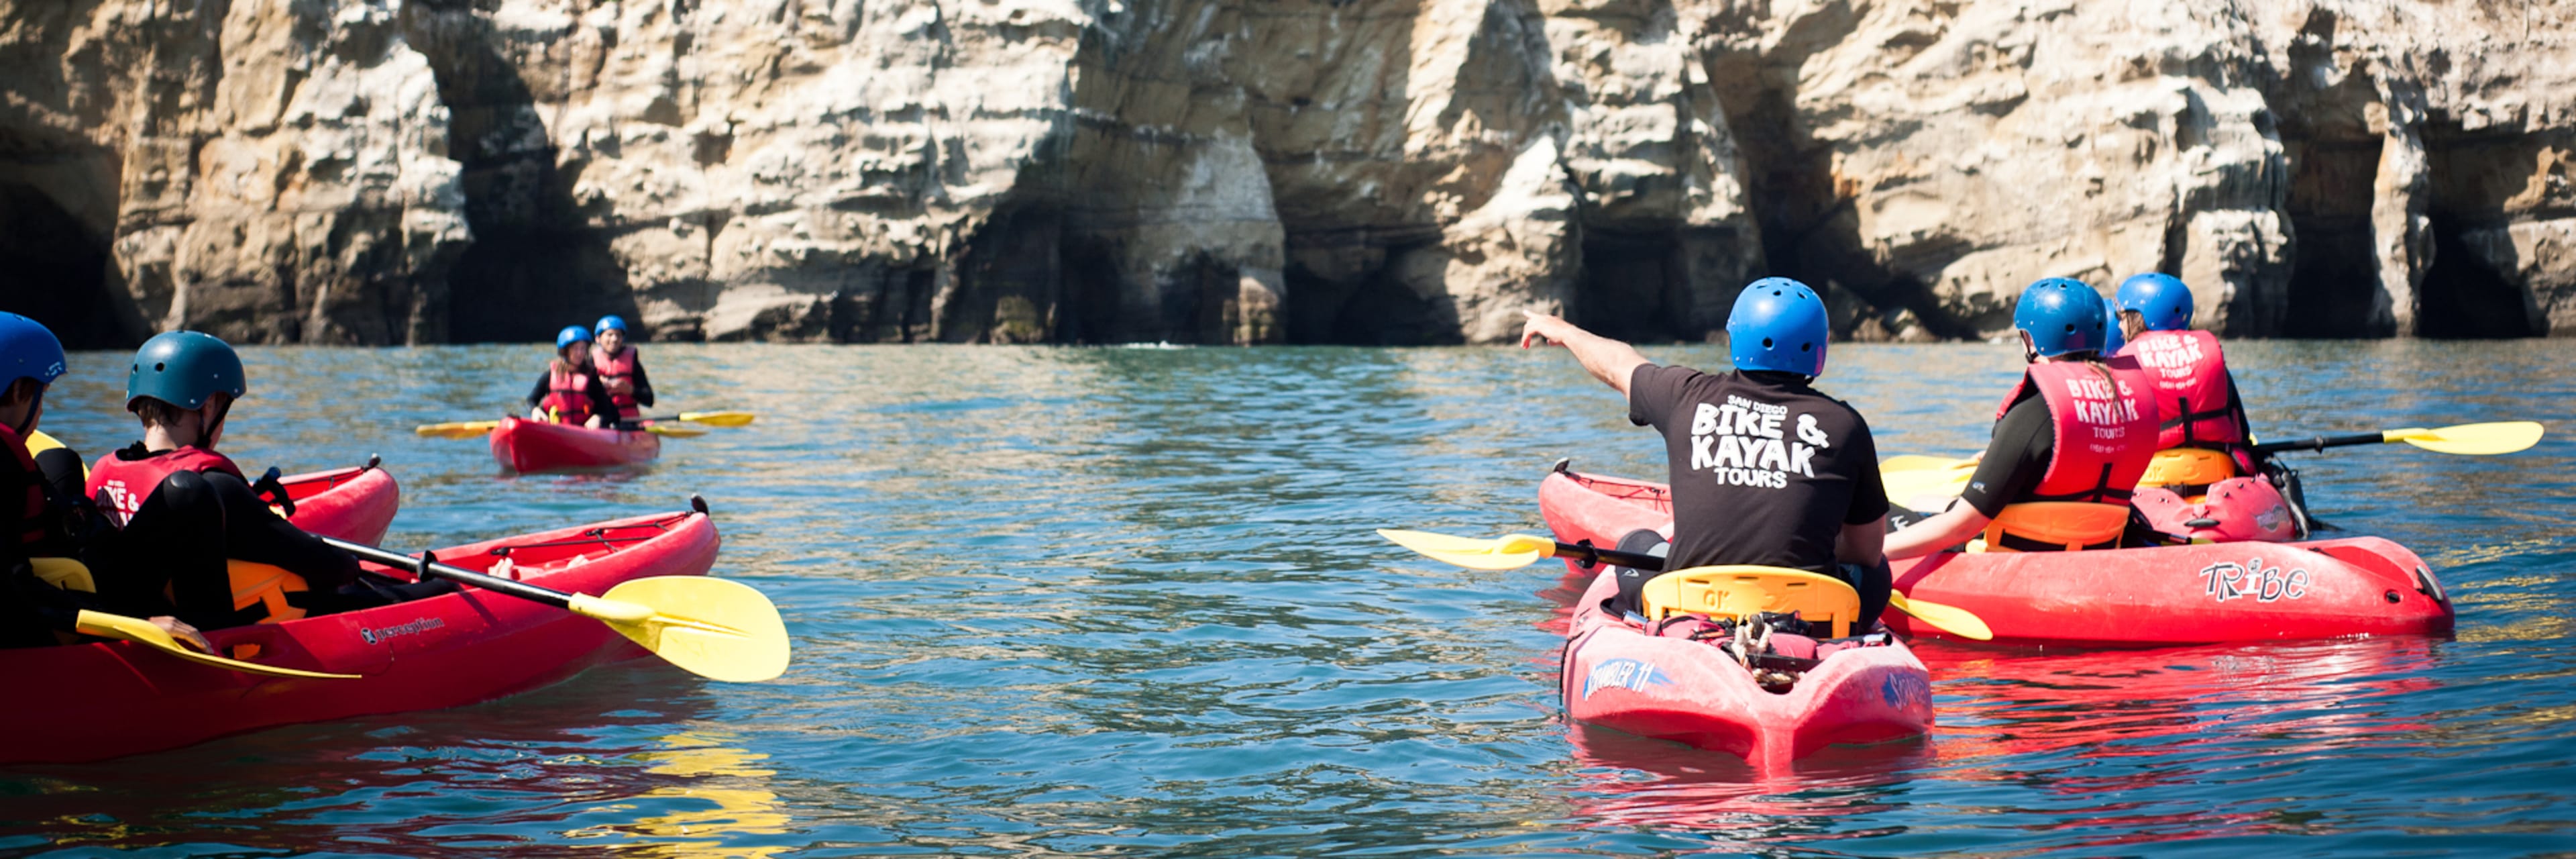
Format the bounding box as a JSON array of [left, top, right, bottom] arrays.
[[2198, 558, 2311, 603]]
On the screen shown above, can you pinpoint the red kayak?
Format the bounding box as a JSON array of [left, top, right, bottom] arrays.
[[1540, 466, 2453, 648], [276, 458, 399, 544], [0, 510, 718, 764], [489, 415, 659, 472], [1561, 568, 1933, 766]]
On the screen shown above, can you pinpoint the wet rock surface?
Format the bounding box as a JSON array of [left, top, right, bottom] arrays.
[[1, 0, 2567, 346]]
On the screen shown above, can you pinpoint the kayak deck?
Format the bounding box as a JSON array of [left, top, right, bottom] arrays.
[[0, 510, 719, 764], [1561, 568, 1933, 766], [277, 461, 398, 544], [1539, 468, 2453, 648]]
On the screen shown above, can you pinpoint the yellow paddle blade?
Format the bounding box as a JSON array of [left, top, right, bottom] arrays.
[[1375, 529, 1559, 570], [74, 611, 360, 679], [568, 576, 790, 683], [1880, 454, 1972, 473], [677, 411, 757, 427], [644, 423, 708, 438], [1882, 459, 1976, 505], [416, 420, 501, 439], [2385, 421, 2544, 455], [1886, 591, 1992, 641]]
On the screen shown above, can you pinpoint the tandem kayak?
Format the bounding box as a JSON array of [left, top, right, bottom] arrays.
[[489, 415, 659, 472], [276, 458, 400, 544], [1539, 466, 2454, 648], [0, 510, 719, 764], [1561, 568, 1933, 766]]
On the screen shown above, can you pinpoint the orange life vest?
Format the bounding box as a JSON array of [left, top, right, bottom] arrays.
[[86, 445, 244, 528], [539, 362, 596, 425], [590, 345, 643, 420]]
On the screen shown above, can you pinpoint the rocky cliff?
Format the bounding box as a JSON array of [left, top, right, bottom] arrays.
[[2, 0, 2569, 347]]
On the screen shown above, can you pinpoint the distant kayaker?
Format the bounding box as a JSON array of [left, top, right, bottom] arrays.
[[85, 332, 388, 629], [527, 325, 618, 428], [1884, 279, 2162, 559], [589, 315, 654, 423], [2113, 272, 2259, 472], [0, 313, 211, 650], [1520, 278, 1893, 631]]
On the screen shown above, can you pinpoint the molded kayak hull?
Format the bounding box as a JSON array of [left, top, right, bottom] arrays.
[[1562, 568, 1933, 766], [0, 511, 719, 764], [277, 463, 399, 544], [1540, 468, 2454, 648], [489, 416, 659, 472]]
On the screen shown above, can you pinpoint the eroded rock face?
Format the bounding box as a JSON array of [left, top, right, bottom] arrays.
[[0, 0, 2568, 346]]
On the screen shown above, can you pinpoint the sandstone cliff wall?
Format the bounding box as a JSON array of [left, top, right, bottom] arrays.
[[1, 0, 2569, 347]]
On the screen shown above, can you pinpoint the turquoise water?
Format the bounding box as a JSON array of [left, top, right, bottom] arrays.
[[3, 341, 2571, 856]]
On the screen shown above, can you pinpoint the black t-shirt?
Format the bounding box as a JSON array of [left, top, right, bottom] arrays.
[[1958, 395, 2053, 518], [1628, 366, 1890, 574]]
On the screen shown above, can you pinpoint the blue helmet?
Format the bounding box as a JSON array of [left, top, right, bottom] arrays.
[[126, 331, 246, 410], [2115, 272, 2193, 332], [0, 312, 66, 393], [2013, 279, 2110, 358], [2102, 303, 2127, 356], [555, 325, 594, 350], [594, 315, 628, 334], [1727, 277, 1830, 377]]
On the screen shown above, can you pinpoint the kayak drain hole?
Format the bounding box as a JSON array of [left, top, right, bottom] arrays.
[[2383, 590, 2403, 604]]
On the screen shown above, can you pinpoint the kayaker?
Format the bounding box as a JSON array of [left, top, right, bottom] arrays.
[[2113, 272, 2258, 472], [1884, 279, 2161, 559], [526, 325, 617, 428], [85, 332, 374, 629], [589, 315, 653, 423], [1520, 278, 1893, 631], [0, 314, 209, 651]]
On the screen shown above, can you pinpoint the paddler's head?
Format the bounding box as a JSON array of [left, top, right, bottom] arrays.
[[2114, 272, 2193, 340], [2013, 279, 2110, 364], [555, 325, 595, 370], [1725, 277, 1830, 381], [126, 330, 246, 450], [594, 315, 628, 354], [0, 311, 66, 438]]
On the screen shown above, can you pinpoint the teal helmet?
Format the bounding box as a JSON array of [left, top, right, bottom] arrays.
[[0, 311, 67, 392], [2012, 279, 2110, 358], [556, 325, 594, 350], [126, 331, 246, 411]]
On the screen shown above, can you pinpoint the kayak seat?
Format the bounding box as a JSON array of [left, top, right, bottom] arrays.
[[1984, 502, 2131, 553], [1640, 566, 1861, 639], [2138, 448, 2238, 492]]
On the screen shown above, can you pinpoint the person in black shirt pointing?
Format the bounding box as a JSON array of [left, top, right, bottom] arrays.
[[1519, 278, 1892, 630]]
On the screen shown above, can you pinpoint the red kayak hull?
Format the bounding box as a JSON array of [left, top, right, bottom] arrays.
[[1562, 568, 1933, 766], [1539, 468, 2454, 648], [276, 463, 398, 544], [0, 511, 719, 764], [489, 416, 659, 472]]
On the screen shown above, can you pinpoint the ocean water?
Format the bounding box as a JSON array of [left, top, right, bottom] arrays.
[[1, 340, 2569, 857]]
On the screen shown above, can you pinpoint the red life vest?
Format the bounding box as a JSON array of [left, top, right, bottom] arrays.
[[2116, 330, 2247, 449], [1991, 356, 2161, 505], [0, 425, 45, 551], [87, 445, 245, 527], [590, 345, 642, 419], [539, 362, 596, 425]]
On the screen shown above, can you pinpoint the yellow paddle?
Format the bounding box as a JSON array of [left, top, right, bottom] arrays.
[[74, 610, 360, 679], [643, 423, 707, 438], [323, 537, 790, 683], [415, 411, 757, 438], [2252, 421, 2544, 456], [1375, 529, 1992, 640]]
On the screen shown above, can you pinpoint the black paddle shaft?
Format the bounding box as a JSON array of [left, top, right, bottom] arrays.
[[1559, 540, 1668, 572], [322, 536, 575, 610], [2250, 432, 2387, 455]]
